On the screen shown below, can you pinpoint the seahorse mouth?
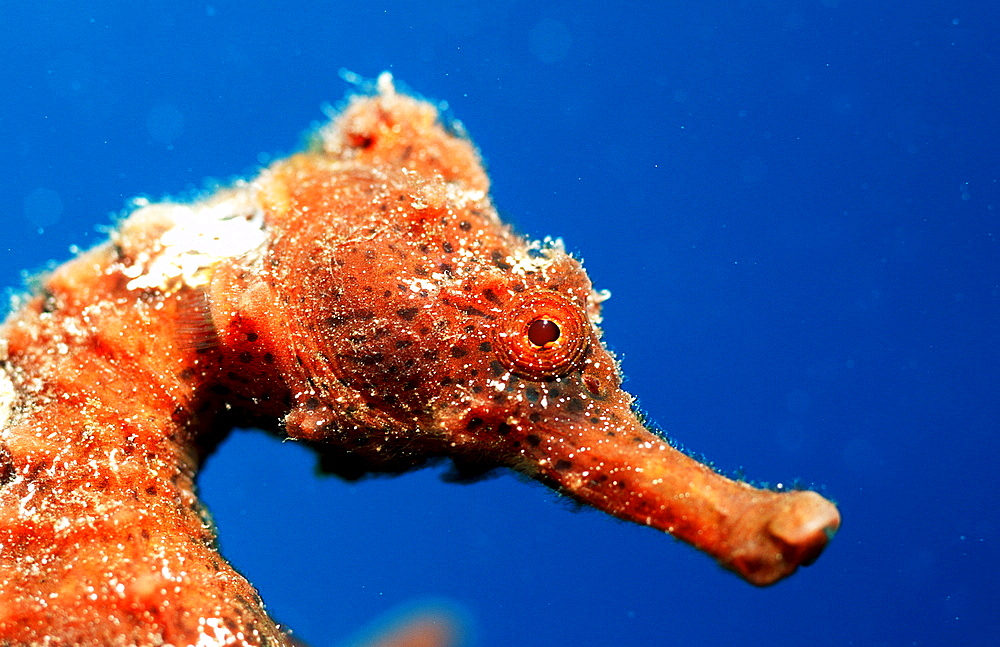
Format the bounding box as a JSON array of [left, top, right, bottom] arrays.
[[517, 410, 840, 586]]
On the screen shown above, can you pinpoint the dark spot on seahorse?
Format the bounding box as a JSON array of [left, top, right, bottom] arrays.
[[245, 332, 259, 342], [459, 305, 486, 317], [397, 307, 419, 321], [554, 459, 573, 471], [442, 240, 454, 253], [526, 434, 541, 447], [479, 342, 492, 352], [395, 339, 412, 349], [238, 352, 253, 364], [170, 405, 186, 423], [0, 443, 14, 487], [305, 397, 320, 411], [466, 417, 483, 431], [525, 388, 540, 403], [491, 250, 512, 270], [490, 360, 505, 378], [588, 475, 609, 488], [338, 353, 384, 366], [450, 346, 468, 358], [566, 398, 585, 414], [349, 134, 374, 149], [459, 220, 471, 231]]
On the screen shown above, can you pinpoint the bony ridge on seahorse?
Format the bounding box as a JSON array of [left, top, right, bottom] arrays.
[[0, 73, 840, 646]]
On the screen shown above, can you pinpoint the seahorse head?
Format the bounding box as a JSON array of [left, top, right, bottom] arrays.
[[204, 80, 838, 585]]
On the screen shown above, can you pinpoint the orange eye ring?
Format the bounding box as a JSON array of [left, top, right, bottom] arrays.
[[494, 290, 590, 380]]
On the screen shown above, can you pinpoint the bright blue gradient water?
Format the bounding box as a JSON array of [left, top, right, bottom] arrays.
[[1, 2, 996, 645]]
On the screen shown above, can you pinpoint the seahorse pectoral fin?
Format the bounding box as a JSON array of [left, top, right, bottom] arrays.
[[521, 410, 840, 586]]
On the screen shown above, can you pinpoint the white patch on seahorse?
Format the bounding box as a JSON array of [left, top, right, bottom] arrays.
[[507, 237, 563, 278], [121, 184, 267, 293], [195, 616, 242, 647], [0, 340, 15, 430], [444, 182, 486, 209]]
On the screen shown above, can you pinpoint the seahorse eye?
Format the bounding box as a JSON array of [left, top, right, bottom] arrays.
[[495, 290, 589, 380], [527, 318, 560, 347]]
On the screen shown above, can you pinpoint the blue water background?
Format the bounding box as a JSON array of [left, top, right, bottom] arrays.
[[1, 2, 997, 645]]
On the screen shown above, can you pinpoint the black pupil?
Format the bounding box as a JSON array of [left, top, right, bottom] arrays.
[[527, 319, 561, 347]]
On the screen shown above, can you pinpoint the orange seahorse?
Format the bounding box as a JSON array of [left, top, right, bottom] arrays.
[[0, 74, 840, 646]]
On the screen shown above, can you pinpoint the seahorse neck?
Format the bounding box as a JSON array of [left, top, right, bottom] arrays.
[[0, 193, 290, 645]]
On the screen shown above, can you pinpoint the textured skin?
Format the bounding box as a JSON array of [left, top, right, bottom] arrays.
[[0, 77, 839, 646]]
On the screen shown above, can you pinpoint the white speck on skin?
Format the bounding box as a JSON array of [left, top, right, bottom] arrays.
[[406, 277, 438, 295], [0, 362, 16, 431], [196, 616, 240, 647]]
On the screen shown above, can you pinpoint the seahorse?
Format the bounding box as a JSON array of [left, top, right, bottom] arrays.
[[0, 74, 840, 646]]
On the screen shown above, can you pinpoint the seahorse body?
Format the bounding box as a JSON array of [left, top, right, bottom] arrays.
[[0, 74, 839, 646]]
